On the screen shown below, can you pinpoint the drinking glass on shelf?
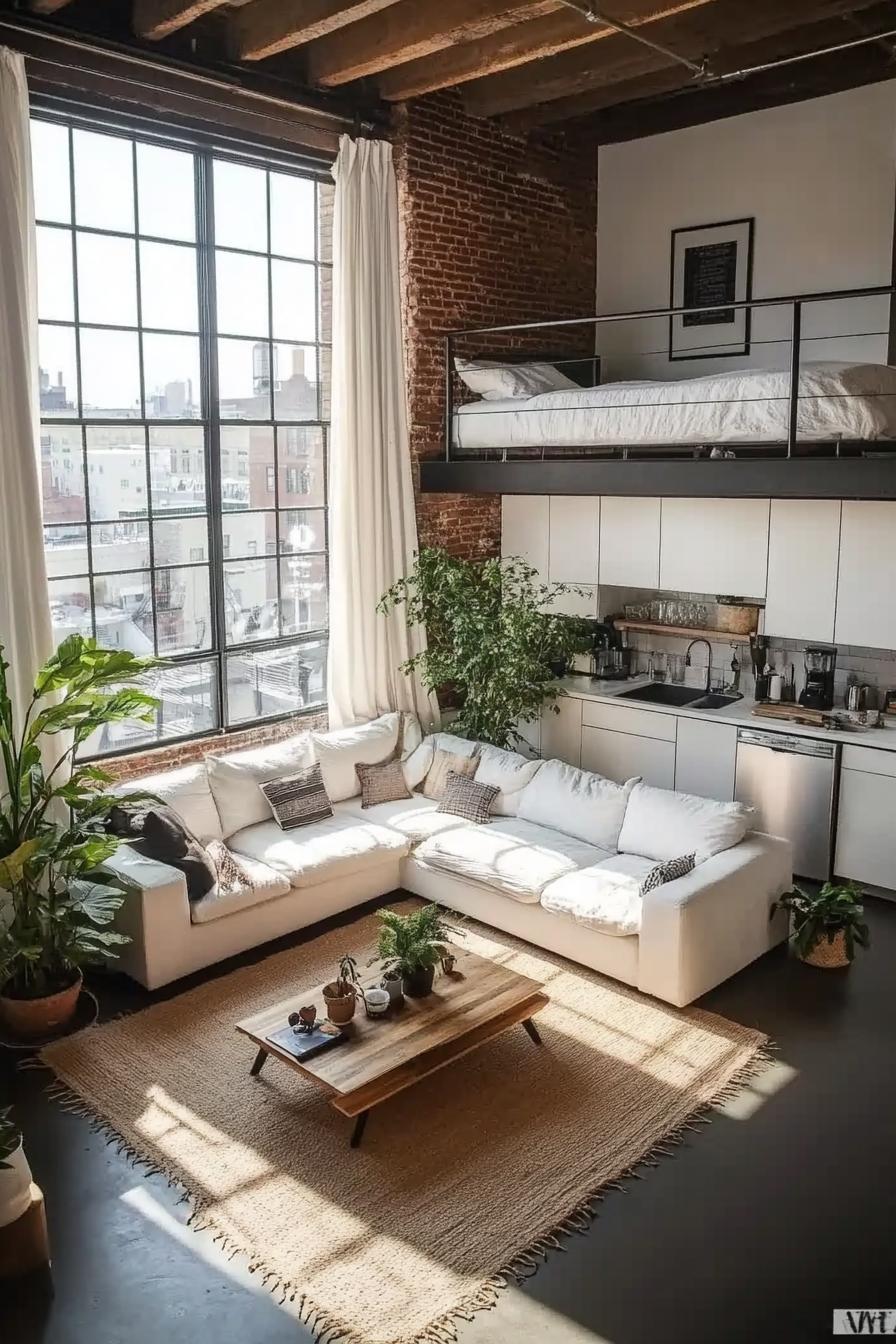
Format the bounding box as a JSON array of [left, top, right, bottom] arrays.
[[696, 604, 708, 628], [649, 600, 663, 623], [669, 653, 686, 683]]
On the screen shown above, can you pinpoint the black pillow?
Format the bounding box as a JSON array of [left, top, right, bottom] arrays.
[[140, 807, 216, 903]]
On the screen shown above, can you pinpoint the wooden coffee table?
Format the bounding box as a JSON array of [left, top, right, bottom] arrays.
[[235, 947, 548, 1147]]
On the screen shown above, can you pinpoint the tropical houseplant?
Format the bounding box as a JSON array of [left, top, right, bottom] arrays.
[[0, 636, 159, 1038], [378, 546, 592, 751], [0, 1105, 32, 1230], [772, 882, 871, 968], [323, 953, 360, 1025], [374, 904, 460, 998]]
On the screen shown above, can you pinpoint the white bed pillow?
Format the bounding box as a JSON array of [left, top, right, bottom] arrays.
[[455, 358, 578, 401], [311, 712, 401, 803], [617, 782, 754, 864], [115, 762, 223, 845], [206, 732, 315, 838], [518, 759, 636, 851], [474, 743, 542, 816]]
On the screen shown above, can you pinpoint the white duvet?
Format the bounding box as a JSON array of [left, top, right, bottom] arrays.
[[453, 360, 896, 450]]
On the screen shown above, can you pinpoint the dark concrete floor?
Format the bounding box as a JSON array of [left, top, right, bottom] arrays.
[[3, 895, 895, 1344]]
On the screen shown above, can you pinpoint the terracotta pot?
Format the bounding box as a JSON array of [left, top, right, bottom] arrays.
[[801, 929, 851, 969], [402, 965, 435, 998], [0, 972, 83, 1040], [0, 1140, 33, 1230], [323, 983, 356, 1025]]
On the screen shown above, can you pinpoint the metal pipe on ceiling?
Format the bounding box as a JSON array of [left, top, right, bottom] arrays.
[[556, 0, 706, 76]]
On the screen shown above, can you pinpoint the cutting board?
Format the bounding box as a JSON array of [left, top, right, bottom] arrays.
[[752, 702, 827, 727]]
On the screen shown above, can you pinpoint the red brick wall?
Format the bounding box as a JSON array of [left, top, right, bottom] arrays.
[[103, 710, 329, 782], [393, 89, 598, 560]]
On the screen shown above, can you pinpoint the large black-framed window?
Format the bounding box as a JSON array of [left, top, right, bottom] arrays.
[[32, 114, 333, 757]]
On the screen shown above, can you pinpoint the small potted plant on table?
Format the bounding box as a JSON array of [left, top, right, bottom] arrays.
[[375, 905, 458, 999], [323, 955, 360, 1025], [772, 881, 871, 968]]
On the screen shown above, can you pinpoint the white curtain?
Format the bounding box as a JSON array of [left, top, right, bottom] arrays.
[[0, 48, 53, 737], [326, 135, 438, 729]]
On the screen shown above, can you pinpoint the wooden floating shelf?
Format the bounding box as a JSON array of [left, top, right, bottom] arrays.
[[615, 620, 759, 641]]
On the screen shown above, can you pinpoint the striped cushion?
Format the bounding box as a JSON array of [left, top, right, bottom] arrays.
[[355, 758, 412, 809], [436, 771, 499, 824], [260, 763, 333, 831], [640, 852, 696, 893]]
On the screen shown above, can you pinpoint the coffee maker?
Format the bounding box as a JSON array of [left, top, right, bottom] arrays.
[[588, 620, 633, 681], [799, 646, 837, 710]]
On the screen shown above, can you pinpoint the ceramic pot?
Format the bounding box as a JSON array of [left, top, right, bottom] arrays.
[[363, 987, 390, 1018], [322, 983, 356, 1025], [0, 1140, 33, 1230], [0, 971, 82, 1040], [402, 965, 435, 998], [382, 972, 404, 1008], [801, 930, 851, 969]]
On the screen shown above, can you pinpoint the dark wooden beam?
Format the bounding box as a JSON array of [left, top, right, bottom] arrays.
[[133, 0, 231, 40], [28, 0, 76, 12], [376, 0, 712, 102], [234, 0, 403, 62], [308, 0, 561, 87], [461, 0, 887, 117]]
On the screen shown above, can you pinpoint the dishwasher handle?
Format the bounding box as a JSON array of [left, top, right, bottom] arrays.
[[736, 728, 838, 759]]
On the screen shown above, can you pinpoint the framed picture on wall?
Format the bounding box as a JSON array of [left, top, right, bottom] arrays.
[[668, 217, 754, 361]]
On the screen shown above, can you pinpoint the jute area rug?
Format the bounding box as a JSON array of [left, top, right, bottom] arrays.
[[41, 901, 769, 1344]]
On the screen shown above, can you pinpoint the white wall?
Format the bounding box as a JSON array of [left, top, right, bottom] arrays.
[[596, 83, 896, 380]]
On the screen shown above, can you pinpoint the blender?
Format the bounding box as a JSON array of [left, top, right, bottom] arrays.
[[799, 647, 837, 710]]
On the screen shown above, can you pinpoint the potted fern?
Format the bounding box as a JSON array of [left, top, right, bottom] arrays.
[[375, 905, 459, 998], [323, 954, 360, 1025], [0, 1106, 32, 1230], [0, 636, 159, 1038], [772, 882, 871, 968]]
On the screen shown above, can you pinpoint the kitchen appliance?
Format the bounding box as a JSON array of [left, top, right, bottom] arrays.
[[734, 728, 840, 881], [799, 646, 837, 711], [589, 621, 632, 680], [845, 682, 870, 712]]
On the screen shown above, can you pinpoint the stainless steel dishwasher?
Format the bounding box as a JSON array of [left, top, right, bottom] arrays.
[[734, 728, 840, 881]]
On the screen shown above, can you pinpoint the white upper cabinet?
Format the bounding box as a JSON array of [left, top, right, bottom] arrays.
[[548, 496, 600, 585], [765, 500, 841, 643], [599, 497, 661, 588], [501, 496, 549, 579], [835, 501, 896, 650], [659, 498, 770, 598]]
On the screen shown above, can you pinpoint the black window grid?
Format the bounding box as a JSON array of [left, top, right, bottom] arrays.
[[34, 116, 332, 757]]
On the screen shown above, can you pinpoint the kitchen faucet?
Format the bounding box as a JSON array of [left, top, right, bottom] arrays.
[[685, 638, 713, 693]]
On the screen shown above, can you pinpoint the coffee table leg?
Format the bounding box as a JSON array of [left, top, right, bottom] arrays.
[[521, 1018, 542, 1046], [350, 1110, 370, 1149], [250, 1047, 269, 1077]]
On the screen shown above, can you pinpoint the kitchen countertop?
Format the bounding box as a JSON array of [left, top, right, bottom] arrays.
[[558, 675, 896, 753]]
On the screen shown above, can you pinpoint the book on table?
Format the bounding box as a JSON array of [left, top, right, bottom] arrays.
[[265, 1023, 347, 1062]]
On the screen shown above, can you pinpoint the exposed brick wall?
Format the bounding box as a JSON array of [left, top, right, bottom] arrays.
[[393, 89, 598, 561]]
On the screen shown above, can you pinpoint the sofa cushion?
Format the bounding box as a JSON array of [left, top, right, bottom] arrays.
[[311, 712, 401, 803], [474, 744, 542, 816], [437, 771, 499, 824], [617, 782, 754, 864], [189, 854, 292, 925], [415, 817, 611, 904], [115, 762, 223, 845], [260, 763, 334, 831], [228, 813, 409, 888], [518, 759, 636, 851], [206, 732, 315, 838], [334, 795, 469, 847], [355, 758, 412, 809], [540, 853, 656, 937], [422, 747, 479, 800]]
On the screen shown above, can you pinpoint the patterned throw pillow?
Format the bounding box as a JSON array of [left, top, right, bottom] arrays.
[[355, 758, 412, 809], [641, 853, 696, 894], [206, 840, 257, 894], [436, 771, 499, 824], [422, 747, 479, 801], [260, 763, 333, 831]]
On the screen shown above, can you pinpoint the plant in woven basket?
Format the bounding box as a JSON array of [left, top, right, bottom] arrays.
[[772, 882, 870, 967], [374, 905, 462, 998]]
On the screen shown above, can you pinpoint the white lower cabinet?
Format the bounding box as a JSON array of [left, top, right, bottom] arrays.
[[541, 696, 583, 767], [835, 747, 896, 890], [674, 717, 737, 801], [581, 725, 675, 789]]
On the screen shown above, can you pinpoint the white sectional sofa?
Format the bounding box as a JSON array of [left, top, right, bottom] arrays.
[[107, 712, 792, 1007]]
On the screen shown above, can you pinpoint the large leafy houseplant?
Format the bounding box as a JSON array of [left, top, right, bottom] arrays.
[[0, 635, 159, 1029], [379, 546, 591, 749], [772, 882, 871, 967], [374, 904, 460, 997]]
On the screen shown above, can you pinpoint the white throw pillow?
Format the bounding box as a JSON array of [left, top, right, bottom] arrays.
[[518, 759, 636, 851], [402, 739, 434, 790], [206, 732, 315, 838], [311, 712, 401, 803], [116, 763, 223, 844], [455, 358, 578, 401], [617, 782, 754, 864], [474, 743, 542, 816]]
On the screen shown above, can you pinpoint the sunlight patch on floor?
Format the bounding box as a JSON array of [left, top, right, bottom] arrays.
[[713, 1059, 798, 1119]]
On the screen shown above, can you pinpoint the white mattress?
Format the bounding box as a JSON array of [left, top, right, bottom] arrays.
[[453, 361, 896, 450]]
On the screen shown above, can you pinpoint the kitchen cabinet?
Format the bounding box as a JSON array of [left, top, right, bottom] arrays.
[[548, 496, 600, 585], [674, 717, 737, 801], [541, 695, 583, 768], [834, 501, 896, 650], [835, 752, 896, 890], [501, 496, 549, 579], [598, 497, 661, 588], [659, 498, 770, 598], [581, 725, 675, 789], [765, 500, 840, 643]]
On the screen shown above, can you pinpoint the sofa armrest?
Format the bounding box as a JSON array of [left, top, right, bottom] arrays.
[[104, 845, 192, 990], [637, 832, 792, 1007]]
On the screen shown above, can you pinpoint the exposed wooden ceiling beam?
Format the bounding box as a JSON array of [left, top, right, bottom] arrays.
[[234, 0, 403, 62], [29, 0, 76, 12], [308, 0, 560, 87], [376, 0, 712, 102], [133, 0, 232, 40], [461, 0, 889, 116]]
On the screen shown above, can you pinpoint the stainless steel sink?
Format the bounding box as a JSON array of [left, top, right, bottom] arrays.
[[688, 692, 744, 710], [616, 683, 706, 707]]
